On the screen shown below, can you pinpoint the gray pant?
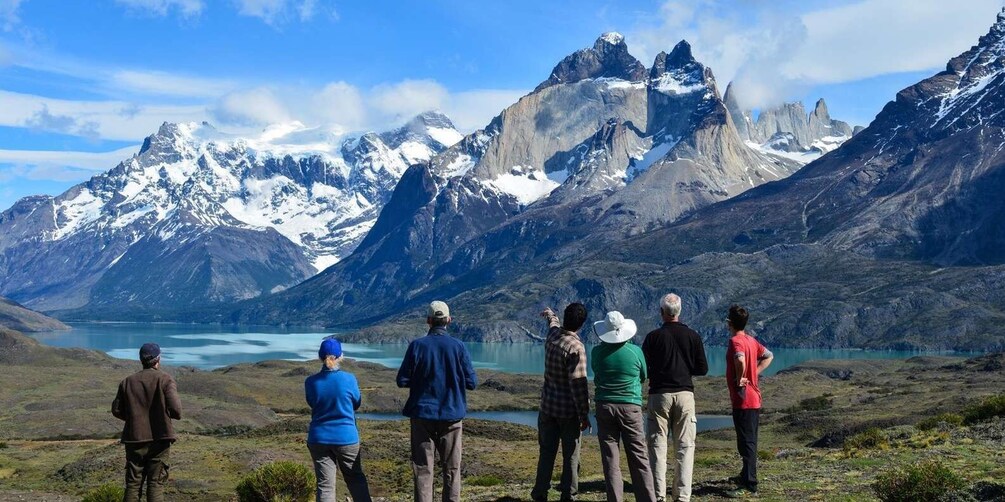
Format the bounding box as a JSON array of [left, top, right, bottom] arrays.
[[410, 418, 463, 502], [124, 441, 170, 502], [531, 413, 582, 501], [648, 391, 697, 502], [307, 443, 372, 502], [596, 402, 657, 502]]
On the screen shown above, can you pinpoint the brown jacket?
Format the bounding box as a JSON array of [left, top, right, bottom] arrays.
[[112, 368, 182, 443]]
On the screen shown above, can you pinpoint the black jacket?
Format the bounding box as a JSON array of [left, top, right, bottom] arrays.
[[641, 321, 709, 394]]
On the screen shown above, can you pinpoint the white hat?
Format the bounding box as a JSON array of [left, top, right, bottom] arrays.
[[593, 311, 638, 344]]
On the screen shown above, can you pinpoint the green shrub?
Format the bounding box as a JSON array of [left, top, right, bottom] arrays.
[[0, 441, 7, 449], [800, 395, 834, 411], [843, 427, 888, 453], [962, 395, 1005, 425], [467, 474, 504, 487], [236, 461, 315, 502], [757, 449, 774, 462], [916, 413, 964, 431], [872, 460, 966, 502], [81, 483, 125, 502]]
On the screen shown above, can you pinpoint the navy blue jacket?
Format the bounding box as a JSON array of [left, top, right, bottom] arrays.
[[305, 367, 361, 446], [396, 327, 478, 421]]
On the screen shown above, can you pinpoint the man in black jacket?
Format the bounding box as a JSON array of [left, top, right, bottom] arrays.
[[641, 293, 708, 502], [112, 343, 182, 502]]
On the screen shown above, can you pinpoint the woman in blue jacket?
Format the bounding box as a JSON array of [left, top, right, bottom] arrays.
[[305, 338, 372, 502]]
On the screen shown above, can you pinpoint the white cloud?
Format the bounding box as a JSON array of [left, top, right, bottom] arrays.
[[234, 0, 333, 24], [0, 89, 208, 141], [310, 81, 367, 129], [213, 87, 291, 126], [114, 0, 204, 17], [370, 79, 450, 123], [0, 146, 139, 182], [629, 0, 1005, 109], [111, 70, 237, 98], [0, 0, 24, 31], [443, 89, 525, 132], [209, 80, 524, 134]]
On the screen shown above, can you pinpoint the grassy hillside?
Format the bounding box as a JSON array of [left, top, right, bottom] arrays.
[[1, 328, 1003, 500], [0, 298, 69, 333]]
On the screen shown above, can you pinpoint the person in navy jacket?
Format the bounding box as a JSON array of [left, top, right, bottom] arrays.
[[305, 338, 372, 502], [396, 300, 478, 502]]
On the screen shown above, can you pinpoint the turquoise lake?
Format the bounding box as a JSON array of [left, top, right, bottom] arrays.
[[29, 322, 946, 376]]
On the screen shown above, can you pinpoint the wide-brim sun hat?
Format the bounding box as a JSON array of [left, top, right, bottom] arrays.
[[593, 311, 637, 344]]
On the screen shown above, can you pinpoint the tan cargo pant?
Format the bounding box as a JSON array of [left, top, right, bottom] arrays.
[[647, 391, 697, 502]]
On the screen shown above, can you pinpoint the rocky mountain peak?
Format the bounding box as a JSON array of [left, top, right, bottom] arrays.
[[666, 40, 696, 67], [812, 98, 830, 121], [535, 33, 647, 91]]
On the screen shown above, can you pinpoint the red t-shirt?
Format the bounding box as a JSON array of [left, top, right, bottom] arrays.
[[725, 332, 767, 410]]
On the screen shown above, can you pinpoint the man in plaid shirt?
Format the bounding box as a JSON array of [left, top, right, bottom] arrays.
[[531, 303, 591, 502]]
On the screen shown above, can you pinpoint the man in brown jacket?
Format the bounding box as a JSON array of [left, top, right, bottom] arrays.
[[112, 343, 182, 502]]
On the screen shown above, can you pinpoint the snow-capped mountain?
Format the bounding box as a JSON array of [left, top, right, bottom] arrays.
[[0, 112, 461, 312], [723, 82, 860, 164], [229, 33, 808, 327]]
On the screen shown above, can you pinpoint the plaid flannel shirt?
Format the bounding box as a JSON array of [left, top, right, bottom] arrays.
[[539, 311, 590, 421]]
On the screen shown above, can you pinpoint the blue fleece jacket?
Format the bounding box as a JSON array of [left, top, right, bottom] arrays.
[[396, 328, 478, 421], [305, 367, 361, 446]]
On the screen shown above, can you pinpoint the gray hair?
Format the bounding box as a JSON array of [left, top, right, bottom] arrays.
[[660, 293, 682, 318]]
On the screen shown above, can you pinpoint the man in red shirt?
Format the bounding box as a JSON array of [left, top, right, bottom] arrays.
[[724, 305, 773, 497]]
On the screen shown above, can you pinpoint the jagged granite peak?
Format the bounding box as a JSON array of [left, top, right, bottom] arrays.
[[535, 32, 648, 91], [724, 85, 857, 162], [0, 113, 461, 314], [231, 34, 805, 329]]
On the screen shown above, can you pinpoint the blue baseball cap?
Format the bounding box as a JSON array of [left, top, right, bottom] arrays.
[[319, 338, 342, 359]]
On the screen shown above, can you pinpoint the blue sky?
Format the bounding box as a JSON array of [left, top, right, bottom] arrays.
[[1, 0, 1003, 209]]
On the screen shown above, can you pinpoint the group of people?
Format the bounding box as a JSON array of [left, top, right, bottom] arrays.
[[110, 296, 773, 502]]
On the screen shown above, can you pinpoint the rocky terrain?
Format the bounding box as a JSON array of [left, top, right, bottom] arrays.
[[0, 327, 1003, 500]]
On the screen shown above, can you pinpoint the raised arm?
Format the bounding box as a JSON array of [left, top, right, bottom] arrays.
[[541, 307, 560, 330]]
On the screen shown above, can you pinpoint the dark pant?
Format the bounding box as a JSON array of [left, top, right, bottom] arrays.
[[732, 409, 760, 490], [596, 402, 657, 502], [410, 418, 463, 502], [531, 413, 582, 501], [124, 441, 171, 502], [307, 442, 372, 502]]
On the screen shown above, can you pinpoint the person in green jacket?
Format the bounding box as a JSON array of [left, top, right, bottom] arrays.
[[591, 311, 657, 502]]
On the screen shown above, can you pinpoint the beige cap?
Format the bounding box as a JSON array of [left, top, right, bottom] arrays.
[[428, 300, 450, 319]]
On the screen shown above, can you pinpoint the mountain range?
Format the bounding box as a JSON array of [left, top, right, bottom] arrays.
[[0, 113, 461, 313], [226, 12, 1005, 351], [9, 9, 1004, 351]]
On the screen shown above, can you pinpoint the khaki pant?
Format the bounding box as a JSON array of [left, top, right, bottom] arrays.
[[596, 402, 657, 502], [307, 442, 372, 502], [410, 418, 462, 502], [647, 391, 697, 502], [124, 441, 170, 502]]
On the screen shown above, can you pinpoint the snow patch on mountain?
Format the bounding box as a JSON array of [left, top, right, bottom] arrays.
[[486, 167, 561, 205]]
